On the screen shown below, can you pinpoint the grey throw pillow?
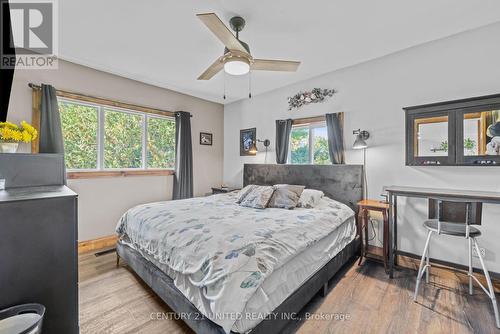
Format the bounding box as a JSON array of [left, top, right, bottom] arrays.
[[236, 185, 256, 203], [268, 184, 305, 209], [239, 185, 275, 209]]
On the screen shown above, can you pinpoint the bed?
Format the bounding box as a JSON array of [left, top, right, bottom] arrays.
[[116, 164, 363, 333]]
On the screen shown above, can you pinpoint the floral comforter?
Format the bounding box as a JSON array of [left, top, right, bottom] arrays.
[[116, 192, 354, 333]]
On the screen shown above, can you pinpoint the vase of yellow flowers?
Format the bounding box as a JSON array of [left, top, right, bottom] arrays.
[[0, 121, 38, 153]]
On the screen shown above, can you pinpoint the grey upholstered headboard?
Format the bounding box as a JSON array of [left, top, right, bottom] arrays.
[[243, 164, 363, 210]]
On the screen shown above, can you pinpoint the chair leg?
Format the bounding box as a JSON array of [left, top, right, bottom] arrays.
[[472, 238, 500, 329], [426, 242, 430, 284], [468, 237, 473, 295], [414, 230, 433, 302]]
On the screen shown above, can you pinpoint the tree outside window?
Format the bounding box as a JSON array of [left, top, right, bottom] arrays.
[[289, 123, 330, 164], [59, 99, 175, 171]]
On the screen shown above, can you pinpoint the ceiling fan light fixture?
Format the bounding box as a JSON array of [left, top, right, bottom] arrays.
[[224, 58, 250, 76], [196, 13, 301, 81]]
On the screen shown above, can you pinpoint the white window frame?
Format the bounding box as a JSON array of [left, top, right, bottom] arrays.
[[288, 121, 329, 164], [58, 97, 175, 172]]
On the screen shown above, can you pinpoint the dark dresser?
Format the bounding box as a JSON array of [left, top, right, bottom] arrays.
[[0, 153, 78, 334]]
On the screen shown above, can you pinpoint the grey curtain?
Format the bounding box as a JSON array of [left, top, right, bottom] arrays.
[[173, 111, 193, 200], [326, 113, 345, 164], [275, 119, 292, 164], [40, 84, 67, 184]]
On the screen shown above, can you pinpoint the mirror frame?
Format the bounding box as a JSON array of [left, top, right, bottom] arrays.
[[404, 93, 500, 166], [405, 109, 456, 166]]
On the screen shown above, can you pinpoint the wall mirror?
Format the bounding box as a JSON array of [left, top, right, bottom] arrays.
[[414, 115, 449, 157], [406, 111, 455, 165], [457, 108, 500, 165], [405, 94, 500, 166]]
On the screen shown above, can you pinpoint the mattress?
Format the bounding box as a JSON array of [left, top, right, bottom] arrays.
[[116, 193, 355, 333], [233, 215, 355, 332]]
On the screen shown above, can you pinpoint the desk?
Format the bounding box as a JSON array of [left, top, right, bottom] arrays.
[[384, 185, 500, 278]]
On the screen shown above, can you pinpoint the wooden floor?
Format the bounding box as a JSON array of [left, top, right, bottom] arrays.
[[79, 250, 500, 334]]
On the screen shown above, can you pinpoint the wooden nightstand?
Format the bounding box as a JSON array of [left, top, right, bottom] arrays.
[[211, 187, 240, 194], [357, 199, 390, 271]]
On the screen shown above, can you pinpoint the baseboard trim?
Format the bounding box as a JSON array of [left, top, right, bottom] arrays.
[[78, 235, 117, 254]]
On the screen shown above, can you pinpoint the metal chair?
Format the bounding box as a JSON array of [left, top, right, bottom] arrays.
[[413, 198, 500, 329]]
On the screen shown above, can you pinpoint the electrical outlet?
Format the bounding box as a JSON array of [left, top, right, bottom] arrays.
[[472, 246, 486, 258]]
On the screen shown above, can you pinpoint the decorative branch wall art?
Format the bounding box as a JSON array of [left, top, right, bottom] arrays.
[[287, 88, 336, 111]]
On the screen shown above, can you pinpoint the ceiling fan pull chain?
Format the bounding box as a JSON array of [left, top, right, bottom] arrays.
[[223, 71, 226, 100], [248, 71, 252, 99]]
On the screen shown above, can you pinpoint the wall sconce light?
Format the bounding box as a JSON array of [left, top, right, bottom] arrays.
[[353, 129, 370, 199], [249, 139, 270, 154], [353, 129, 370, 149]]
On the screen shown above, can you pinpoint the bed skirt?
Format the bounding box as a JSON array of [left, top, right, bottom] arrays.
[[116, 236, 360, 334]]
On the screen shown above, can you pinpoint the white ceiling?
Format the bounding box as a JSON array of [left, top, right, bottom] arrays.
[[59, 0, 500, 104]]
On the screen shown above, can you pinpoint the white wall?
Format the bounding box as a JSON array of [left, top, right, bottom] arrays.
[[8, 60, 224, 241], [224, 22, 500, 272]]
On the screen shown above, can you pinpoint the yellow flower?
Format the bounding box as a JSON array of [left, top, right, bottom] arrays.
[[1, 128, 16, 141], [20, 121, 37, 141], [0, 121, 19, 130], [0, 128, 7, 141], [22, 130, 32, 143], [0, 121, 37, 142], [12, 130, 22, 141], [21, 121, 34, 133]]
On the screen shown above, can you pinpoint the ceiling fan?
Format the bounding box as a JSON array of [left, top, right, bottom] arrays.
[[196, 13, 301, 80]]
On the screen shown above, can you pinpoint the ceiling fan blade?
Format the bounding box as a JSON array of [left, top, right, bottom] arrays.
[[197, 57, 224, 80], [197, 13, 249, 54], [252, 59, 301, 72]]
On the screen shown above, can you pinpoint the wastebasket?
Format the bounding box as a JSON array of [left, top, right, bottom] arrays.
[[0, 304, 45, 334]]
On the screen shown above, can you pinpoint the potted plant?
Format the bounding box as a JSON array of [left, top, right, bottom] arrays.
[[0, 121, 38, 153]]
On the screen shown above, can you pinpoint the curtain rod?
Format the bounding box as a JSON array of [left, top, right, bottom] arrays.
[[29, 82, 97, 99], [27, 82, 189, 117]]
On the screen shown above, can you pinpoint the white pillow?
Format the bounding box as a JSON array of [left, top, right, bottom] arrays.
[[297, 189, 324, 208]]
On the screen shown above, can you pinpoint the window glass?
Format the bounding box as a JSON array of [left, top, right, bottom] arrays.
[[289, 123, 331, 164], [59, 101, 98, 169], [312, 127, 329, 164], [290, 127, 309, 164], [104, 109, 143, 169], [147, 116, 176, 169]]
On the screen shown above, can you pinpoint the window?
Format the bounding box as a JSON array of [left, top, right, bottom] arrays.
[[59, 98, 175, 172], [289, 122, 330, 164]]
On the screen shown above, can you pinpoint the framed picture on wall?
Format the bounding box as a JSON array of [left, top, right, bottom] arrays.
[[240, 127, 256, 156], [200, 132, 213, 146]]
